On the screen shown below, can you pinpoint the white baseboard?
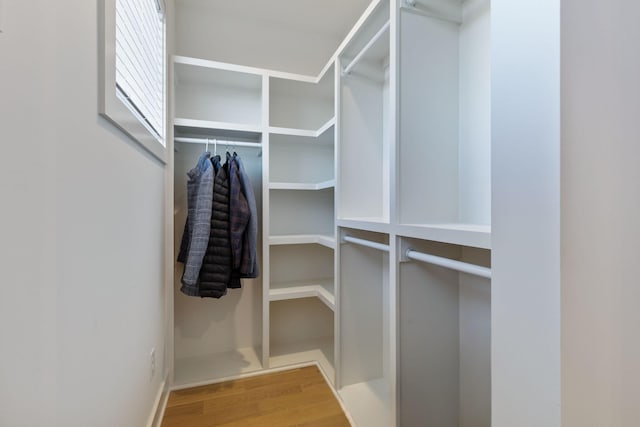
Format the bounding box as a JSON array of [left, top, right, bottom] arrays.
[[146, 373, 170, 427]]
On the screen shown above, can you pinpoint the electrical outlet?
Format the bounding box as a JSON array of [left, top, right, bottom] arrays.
[[150, 348, 156, 380]]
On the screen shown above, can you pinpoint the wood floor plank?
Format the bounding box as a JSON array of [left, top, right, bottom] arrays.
[[161, 366, 351, 427]]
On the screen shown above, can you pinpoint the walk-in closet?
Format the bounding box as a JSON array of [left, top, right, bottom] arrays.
[[172, 0, 494, 425], [7, 0, 639, 425]]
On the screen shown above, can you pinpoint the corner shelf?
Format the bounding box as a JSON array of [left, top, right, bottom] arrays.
[[268, 234, 337, 250], [268, 117, 335, 138], [270, 278, 335, 311], [174, 117, 263, 142], [269, 180, 335, 191]]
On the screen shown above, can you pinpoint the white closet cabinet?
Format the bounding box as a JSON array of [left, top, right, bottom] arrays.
[[172, 56, 338, 386]]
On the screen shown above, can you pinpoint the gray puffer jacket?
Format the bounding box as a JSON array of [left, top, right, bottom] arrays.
[[198, 156, 231, 298]]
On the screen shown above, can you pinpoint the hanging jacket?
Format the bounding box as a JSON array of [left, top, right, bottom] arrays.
[[198, 156, 231, 298], [227, 152, 251, 288], [234, 155, 259, 278], [178, 152, 214, 296], [177, 151, 211, 263]]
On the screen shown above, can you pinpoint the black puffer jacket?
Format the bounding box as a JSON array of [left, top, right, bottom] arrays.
[[198, 156, 231, 298]]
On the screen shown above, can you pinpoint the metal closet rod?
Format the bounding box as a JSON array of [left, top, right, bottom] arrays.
[[342, 20, 391, 76], [405, 250, 492, 279], [174, 136, 261, 148], [342, 235, 390, 253]]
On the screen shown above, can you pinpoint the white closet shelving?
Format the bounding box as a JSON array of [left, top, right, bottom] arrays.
[[171, 0, 492, 424], [173, 56, 263, 142], [263, 63, 338, 382], [171, 47, 339, 388], [338, 0, 391, 226], [397, 0, 491, 248]]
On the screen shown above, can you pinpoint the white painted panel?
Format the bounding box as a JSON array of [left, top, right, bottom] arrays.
[[174, 64, 262, 125], [492, 1, 561, 426], [561, 1, 640, 425], [339, 75, 385, 219], [398, 10, 459, 224], [269, 135, 335, 184], [270, 245, 334, 286], [269, 189, 334, 236], [458, 0, 491, 225], [270, 299, 334, 345], [175, 82, 262, 125], [269, 70, 334, 130], [399, 241, 460, 427], [459, 248, 491, 427]]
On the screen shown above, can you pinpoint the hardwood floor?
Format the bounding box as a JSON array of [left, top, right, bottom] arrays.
[[161, 365, 351, 427]]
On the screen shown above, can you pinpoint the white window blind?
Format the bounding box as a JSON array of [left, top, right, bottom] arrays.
[[115, 0, 165, 141]]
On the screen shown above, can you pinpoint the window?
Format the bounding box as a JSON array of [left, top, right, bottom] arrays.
[[100, 0, 167, 163]]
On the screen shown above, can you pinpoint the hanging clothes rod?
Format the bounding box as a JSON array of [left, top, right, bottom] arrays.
[[342, 20, 391, 76], [405, 250, 491, 279], [343, 235, 390, 253], [174, 137, 261, 148]]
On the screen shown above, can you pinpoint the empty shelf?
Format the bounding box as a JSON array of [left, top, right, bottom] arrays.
[[269, 180, 335, 191], [269, 234, 336, 249], [270, 278, 335, 311]]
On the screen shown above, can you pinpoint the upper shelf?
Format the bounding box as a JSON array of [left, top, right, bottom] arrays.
[[269, 180, 335, 191], [269, 234, 337, 250], [269, 278, 335, 311], [395, 223, 491, 249], [174, 118, 262, 142]]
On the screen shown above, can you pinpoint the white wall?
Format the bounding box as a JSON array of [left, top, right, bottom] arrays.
[[561, 1, 640, 425], [0, 1, 167, 426], [491, 0, 561, 426]]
